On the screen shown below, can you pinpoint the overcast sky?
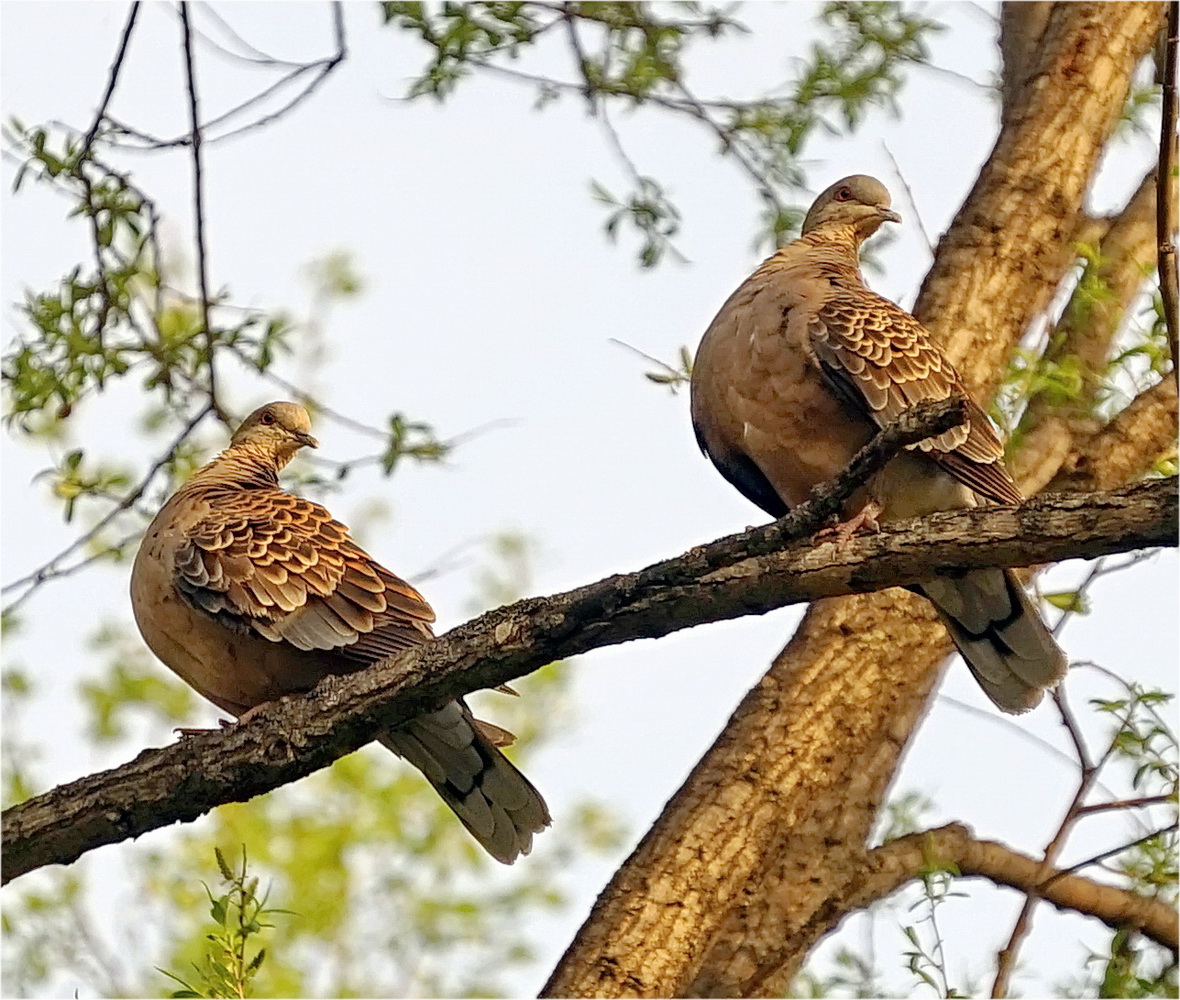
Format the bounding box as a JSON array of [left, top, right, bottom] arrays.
[[2, 3, 1175, 996]]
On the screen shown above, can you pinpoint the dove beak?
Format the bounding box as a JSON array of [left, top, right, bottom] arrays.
[[296, 431, 319, 449], [879, 207, 902, 224]]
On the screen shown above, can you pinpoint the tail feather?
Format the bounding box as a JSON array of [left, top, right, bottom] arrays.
[[919, 568, 1068, 714], [379, 699, 551, 863]]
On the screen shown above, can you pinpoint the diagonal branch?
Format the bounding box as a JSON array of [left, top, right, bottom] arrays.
[[737, 822, 1177, 994], [3, 475, 1174, 885], [861, 825, 1175, 948], [80, 1, 141, 158]]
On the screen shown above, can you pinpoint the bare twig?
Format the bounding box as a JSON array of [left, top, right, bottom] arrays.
[[990, 684, 1166, 997], [179, 3, 220, 421], [189, 3, 308, 67], [103, 3, 346, 150], [1159, 1, 1179, 379], [881, 143, 935, 257], [940, 695, 1114, 792], [0, 405, 213, 613], [80, 1, 141, 158], [1074, 795, 1174, 817], [194, 3, 346, 146], [1046, 825, 1176, 882]]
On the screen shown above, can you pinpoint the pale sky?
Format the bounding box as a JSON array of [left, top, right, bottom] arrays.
[[2, 3, 1175, 997]]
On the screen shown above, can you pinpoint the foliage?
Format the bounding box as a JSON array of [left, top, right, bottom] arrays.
[[381, 1, 941, 261], [159, 847, 290, 1000]]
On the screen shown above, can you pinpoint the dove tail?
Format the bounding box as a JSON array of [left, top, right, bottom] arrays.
[[919, 568, 1068, 714], [378, 700, 551, 863]]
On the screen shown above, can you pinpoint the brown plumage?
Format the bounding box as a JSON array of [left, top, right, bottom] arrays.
[[690, 175, 1067, 713], [131, 401, 550, 862]]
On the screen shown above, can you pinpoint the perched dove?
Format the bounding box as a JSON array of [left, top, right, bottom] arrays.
[[131, 401, 550, 862], [690, 175, 1067, 713]]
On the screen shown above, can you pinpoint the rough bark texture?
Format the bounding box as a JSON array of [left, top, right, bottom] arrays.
[[1053, 377, 1179, 493], [7, 481, 1170, 886], [999, 3, 1053, 119], [543, 5, 1172, 998], [701, 822, 1179, 995]]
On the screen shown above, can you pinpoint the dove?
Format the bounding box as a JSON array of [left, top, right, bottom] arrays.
[[131, 401, 549, 861], [690, 175, 1067, 712]]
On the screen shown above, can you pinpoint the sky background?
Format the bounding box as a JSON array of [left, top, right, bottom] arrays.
[[2, 2, 1175, 997]]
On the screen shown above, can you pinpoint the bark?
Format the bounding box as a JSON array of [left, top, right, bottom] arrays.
[[543, 5, 1171, 998], [6, 479, 1171, 886], [1012, 165, 1162, 489], [922, 2, 1166, 394], [998, 3, 1053, 120], [1052, 376, 1179, 493], [1158, 1, 1179, 375], [732, 822, 1179, 994]]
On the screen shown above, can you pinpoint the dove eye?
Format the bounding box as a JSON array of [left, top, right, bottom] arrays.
[[834, 188, 853, 201], [260, 412, 276, 426]]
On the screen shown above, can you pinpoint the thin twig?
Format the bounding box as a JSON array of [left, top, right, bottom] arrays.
[[190, 3, 306, 67], [179, 3, 221, 421], [1074, 795, 1174, 817], [103, 3, 346, 150], [561, 1, 596, 112], [881, 142, 935, 257], [939, 695, 1113, 793], [0, 405, 213, 612], [1158, 1, 1178, 381], [80, 1, 141, 158], [1053, 682, 1094, 774], [196, 3, 346, 146], [1044, 825, 1176, 884], [990, 690, 1151, 998], [670, 77, 786, 216]]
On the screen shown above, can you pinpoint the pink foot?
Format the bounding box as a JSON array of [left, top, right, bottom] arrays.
[[816, 500, 882, 543]]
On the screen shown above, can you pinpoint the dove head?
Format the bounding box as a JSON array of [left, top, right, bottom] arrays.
[[801, 175, 901, 240], [230, 401, 318, 468]]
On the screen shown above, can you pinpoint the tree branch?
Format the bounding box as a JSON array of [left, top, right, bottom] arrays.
[[735, 822, 1177, 994], [1158, 1, 1178, 379], [2, 474, 1173, 885], [868, 825, 1176, 949], [1052, 376, 1179, 493], [80, 1, 140, 158], [1026, 166, 1160, 430]]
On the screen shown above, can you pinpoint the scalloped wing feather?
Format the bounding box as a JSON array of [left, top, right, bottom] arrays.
[[810, 291, 1023, 506], [174, 489, 434, 660]]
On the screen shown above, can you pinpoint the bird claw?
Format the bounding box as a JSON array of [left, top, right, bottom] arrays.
[[815, 501, 882, 543], [173, 718, 235, 738]]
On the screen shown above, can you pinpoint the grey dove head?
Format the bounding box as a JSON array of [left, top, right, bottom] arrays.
[[230, 401, 318, 466], [801, 175, 901, 240]]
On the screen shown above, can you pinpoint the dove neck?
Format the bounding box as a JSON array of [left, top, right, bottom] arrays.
[[799, 224, 865, 255], [191, 443, 285, 490]]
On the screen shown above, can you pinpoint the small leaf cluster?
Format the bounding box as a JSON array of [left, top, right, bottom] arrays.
[[160, 847, 291, 999], [1093, 685, 1178, 799], [591, 176, 684, 269]]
